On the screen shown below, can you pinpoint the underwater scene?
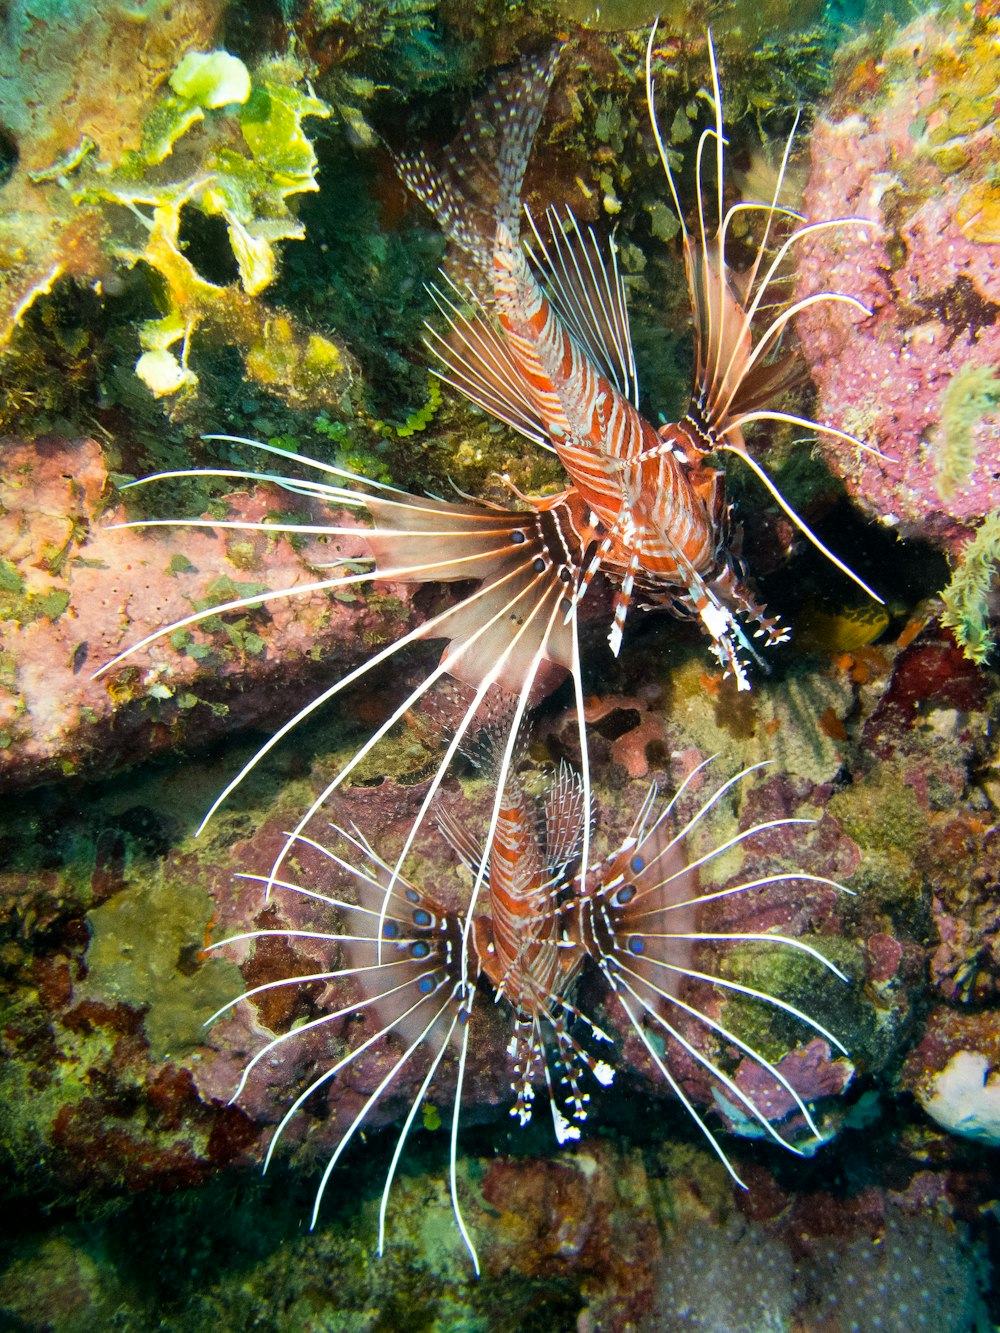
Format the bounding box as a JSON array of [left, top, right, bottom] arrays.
[[1, 0, 999, 1328]]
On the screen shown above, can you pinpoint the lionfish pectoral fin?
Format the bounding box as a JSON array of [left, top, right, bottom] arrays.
[[377, 1008, 461, 1258], [254, 829, 483, 1269], [524, 205, 639, 408], [718, 439, 884, 606]]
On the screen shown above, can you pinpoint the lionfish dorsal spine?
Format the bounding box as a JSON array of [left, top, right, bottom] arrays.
[[644, 29, 884, 608]]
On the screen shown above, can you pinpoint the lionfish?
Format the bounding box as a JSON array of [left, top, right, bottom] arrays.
[[98, 24, 879, 911], [397, 27, 883, 683], [206, 747, 852, 1273]]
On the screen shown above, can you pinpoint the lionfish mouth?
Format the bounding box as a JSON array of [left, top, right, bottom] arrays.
[[91, 19, 870, 1274]]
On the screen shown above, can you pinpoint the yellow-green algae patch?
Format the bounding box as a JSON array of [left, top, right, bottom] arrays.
[[668, 656, 855, 785], [716, 935, 863, 1062], [83, 871, 241, 1060], [827, 766, 927, 856]]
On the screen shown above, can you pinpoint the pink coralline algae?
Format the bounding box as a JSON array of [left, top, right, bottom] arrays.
[[794, 10, 1000, 554], [0, 435, 427, 787]]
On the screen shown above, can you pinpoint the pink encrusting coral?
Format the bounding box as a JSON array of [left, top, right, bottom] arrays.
[[0, 435, 429, 787], [794, 9, 1000, 555]]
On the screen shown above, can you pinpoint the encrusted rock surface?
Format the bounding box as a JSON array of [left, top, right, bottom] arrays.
[[0, 434, 428, 788]]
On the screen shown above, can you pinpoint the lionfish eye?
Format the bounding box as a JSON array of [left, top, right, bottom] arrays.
[[405, 888, 420, 903], [627, 935, 646, 955], [411, 940, 431, 959], [382, 921, 400, 940], [612, 883, 636, 907], [412, 908, 433, 928], [630, 855, 645, 874], [510, 529, 526, 544]]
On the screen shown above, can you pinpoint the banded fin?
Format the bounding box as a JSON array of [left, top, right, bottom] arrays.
[[396, 43, 562, 281], [94, 438, 597, 995], [578, 759, 852, 1182], [542, 759, 586, 873], [525, 205, 639, 409]]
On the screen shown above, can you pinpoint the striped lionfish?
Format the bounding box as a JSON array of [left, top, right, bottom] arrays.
[[206, 743, 852, 1272], [98, 23, 879, 928], [93, 26, 866, 1265], [397, 27, 882, 679]]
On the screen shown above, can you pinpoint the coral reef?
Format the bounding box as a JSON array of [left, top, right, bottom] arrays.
[[0, 435, 430, 786], [0, 0, 227, 345], [0, 9, 351, 414], [794, 9, 1000, 557], [74, 48, 350, 404], [2, 5, 1000, 1328]]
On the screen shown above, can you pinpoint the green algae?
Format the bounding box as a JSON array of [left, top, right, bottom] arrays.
[[74, 54, 340, 404], [716, 935, 862, 1060], [827, 768, 927, 856], [84, 872, 241, 1060], [0, 558, 70, 625], [941, 512, 1000, 666], [170, 51, 252, 111]]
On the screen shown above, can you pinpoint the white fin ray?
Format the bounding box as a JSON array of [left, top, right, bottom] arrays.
[[524, 205, 639, 407], [377, 1010, 460, 1256], [309, 989, 456, 1227], [616, 959, 825, 1145], [615, 985, 748, 1186], [425, 280, 554, 449], [631, 952, 849, 1056]]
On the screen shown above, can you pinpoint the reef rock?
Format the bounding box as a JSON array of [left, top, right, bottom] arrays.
[[795, 9, 1000, 556], [0, 435, 426, 788]]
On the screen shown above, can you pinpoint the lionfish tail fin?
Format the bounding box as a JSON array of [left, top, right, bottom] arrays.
[[495, 44, 563, 232], [396, 43, 562, 285]]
